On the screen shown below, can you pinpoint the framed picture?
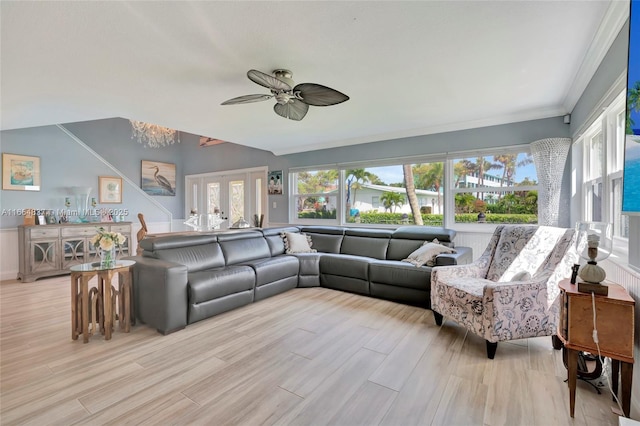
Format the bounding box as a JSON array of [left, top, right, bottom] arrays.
[[141, 160, 176, 196], [268, 170, 283, 195], [99, 176, 123, 203], [2, 153, 41, 191], [37, 214, 46, 225]]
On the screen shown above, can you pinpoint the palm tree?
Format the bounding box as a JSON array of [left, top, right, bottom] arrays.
[[346, 168, 372, 216], [493, 154, 516, 188], [403, 164, 423, 225], [627, 81, 640, 137], [380, 191, 404, 213], [414, 162, 444, 212], [453, 162, 470, 188]]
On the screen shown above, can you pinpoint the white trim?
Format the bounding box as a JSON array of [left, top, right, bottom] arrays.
[[56, 124, 174, 230], [571, 73, 627, 140], [563, 0, 630, 112], [185, 166, 267, 179]]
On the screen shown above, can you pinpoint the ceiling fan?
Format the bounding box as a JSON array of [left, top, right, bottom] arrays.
[[221, 69, 349, 121]]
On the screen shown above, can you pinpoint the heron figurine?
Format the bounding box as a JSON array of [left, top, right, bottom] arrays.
[[149, 166, 175, 195]]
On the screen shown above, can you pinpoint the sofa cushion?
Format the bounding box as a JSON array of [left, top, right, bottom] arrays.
[[282, 232, 317, 254], [218, 232, 271, 264], [153, 242, 225, 272], [188, 265, 255, 304], [241, 255, 300, 287], [386, 239, 425, 261], [299, 226, 345, 253], [341, 229, 391, 259], [402, 241, 456, 267], [261, 227, 300, 256], [369, 260, 432, 291], [485, 225, 568, 282], [320, 253, 371, 280]]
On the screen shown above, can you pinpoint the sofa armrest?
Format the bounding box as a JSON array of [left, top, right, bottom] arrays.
[[130, 256, 189, 334], [435, 246, 472, 266]]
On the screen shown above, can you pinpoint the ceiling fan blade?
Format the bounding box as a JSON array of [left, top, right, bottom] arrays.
[[221, 94, 273, 105], [294, 83, 349, 106], [247, 69, 291, 91], [274, 99, 309, 121]]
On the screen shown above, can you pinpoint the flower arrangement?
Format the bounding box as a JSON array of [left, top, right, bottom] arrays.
[[91, 227, 127, 250]]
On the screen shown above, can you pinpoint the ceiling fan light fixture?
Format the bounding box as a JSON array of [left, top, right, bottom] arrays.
[[272, 69, 295, 88], [221, 68, 349, 120]]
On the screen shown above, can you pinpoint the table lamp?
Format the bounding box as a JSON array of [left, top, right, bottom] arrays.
[[574, 221, 612, 295]]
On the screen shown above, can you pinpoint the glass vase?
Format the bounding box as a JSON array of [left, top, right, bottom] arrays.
[[99, 246, 117, 269]]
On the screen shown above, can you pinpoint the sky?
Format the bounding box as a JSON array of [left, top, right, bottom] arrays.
[[363, 154, 537, 187]]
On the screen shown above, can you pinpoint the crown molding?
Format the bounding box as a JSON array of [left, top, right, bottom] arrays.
[[562, 0, 630, 112]]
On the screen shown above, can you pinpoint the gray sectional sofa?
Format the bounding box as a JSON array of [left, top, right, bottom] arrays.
[[131, 225, 472, 334]]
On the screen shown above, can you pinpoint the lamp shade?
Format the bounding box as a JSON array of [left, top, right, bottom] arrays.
[[575, 221, 612, 263]]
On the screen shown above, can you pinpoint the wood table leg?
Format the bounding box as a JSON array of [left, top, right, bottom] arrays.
[[120, 270, 131, 333], [102, 270, 113, 341], [621, 362, 633, 418], [611, 359, 620, 401], [568, 348, 578, 418], [71, 273, 79, 340], [81, 275, 90, 343]]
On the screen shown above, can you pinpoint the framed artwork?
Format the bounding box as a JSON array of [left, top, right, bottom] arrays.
[[141, 160, 176, 196], [268, 170, 283, 195], [2, 153, 41, 191], [99, 176, 123, 203]]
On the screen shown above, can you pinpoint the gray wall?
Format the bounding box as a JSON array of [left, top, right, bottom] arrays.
[[0, 119, 187, 228], [180, 134, 291, 224], [570, 20, 629, 136], [0, 115, 571, 228], [281, 116, 572, 227]]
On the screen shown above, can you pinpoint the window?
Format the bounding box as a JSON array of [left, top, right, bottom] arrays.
[[578, 91, 628, 239], [290, 150, 535, 227], [372, 196, 380, 209], [451, 151, 538, 224], [294, 169, 339, 221], [344, 163, 443, 226]]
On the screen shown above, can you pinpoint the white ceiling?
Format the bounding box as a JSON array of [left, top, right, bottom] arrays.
[[0, 1, 628, 155]]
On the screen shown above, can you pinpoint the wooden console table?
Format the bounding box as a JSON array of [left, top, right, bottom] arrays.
[[70, 260, 135, 343], [558, 279, 635, 418], [18, 222, 132, 282]]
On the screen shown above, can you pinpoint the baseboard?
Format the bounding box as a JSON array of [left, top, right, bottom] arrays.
[[1, 269, 18, 282]]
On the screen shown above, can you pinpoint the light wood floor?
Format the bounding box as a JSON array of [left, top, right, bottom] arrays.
[[0, 276, 622, 425]]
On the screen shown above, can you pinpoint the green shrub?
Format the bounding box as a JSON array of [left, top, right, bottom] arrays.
[[454, 213, 538, 224], [298, 209, 337, 219]]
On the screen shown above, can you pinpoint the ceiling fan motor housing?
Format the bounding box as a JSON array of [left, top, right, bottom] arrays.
[[273, 69, 295, 88]]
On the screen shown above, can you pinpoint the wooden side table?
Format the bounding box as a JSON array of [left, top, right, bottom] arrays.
[[70, 260, 135, 343], [558, 279, 635, 418]]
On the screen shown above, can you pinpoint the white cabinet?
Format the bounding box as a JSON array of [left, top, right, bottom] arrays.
[[18, 222, 132, 282]]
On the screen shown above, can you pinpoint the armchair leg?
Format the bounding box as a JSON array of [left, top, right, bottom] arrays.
[[552, 334, 563, 350], [433, 311, 443, 326], [486, 341, 498, 359]]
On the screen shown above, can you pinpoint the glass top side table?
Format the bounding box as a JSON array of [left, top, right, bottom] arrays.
[[70, 260, 136, 343]]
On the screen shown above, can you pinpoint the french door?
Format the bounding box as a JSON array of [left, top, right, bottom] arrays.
[[186, 167, 266, 230]]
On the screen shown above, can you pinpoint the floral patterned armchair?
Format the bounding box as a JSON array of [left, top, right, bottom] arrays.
[[431, 225, 577, 358]]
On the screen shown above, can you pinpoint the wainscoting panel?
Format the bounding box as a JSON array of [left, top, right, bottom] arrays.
[[1, 228, 19, 281], [602, 258, 640, 418], [452, 231, 492, 261]]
